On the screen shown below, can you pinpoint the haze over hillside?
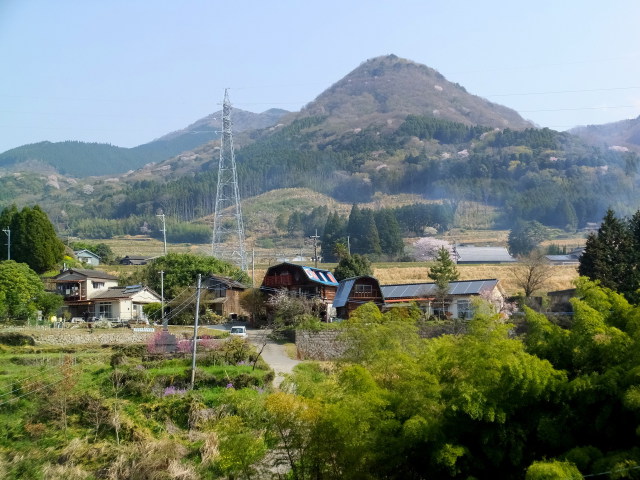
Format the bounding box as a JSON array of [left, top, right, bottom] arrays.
[[1, 54, 639, 240], [0, 108, 289, 177], [570, 115, 640, 154]]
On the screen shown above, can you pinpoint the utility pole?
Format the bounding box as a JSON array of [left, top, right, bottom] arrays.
[[309, 229, 320, 268], [347, 235, 350, 256], [156, 213, 167, 255], [2, 228, 9, 260], [160, 270, 166, 330], [190, 274, 202, 390], [211, 89, 247, 271]]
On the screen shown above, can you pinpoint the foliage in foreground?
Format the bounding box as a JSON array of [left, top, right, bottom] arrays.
[[3, 279, 640, 479]]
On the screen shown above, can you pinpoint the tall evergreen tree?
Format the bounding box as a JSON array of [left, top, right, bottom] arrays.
[[359, 209, 382, 256], [321, 212, 346, 262], [10, 205, 65, 273], [375, 209, 404, 257], [578, 209, 635, 297], [346, 204, 364, 253]]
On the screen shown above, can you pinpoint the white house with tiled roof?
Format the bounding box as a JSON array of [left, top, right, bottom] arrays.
[[51, 268, 160, 321]]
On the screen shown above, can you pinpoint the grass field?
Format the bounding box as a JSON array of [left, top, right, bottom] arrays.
[[98, 232, 583, 296]]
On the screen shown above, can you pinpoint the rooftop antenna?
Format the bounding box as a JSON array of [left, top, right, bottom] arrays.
[[211, 89, 247, 271]]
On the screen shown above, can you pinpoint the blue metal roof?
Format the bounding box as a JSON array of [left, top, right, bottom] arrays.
[[301, 266, 339, 286], [333, 278, 356, 307]]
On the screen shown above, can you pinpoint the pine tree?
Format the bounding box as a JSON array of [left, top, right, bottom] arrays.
[[359, 210, 382, 256], [428, 247, 460, 285]]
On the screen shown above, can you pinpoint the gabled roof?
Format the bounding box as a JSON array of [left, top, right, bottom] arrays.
[[91, 285, 160, 300], [52, 268, 118, 282], [207, 273, 248, 290], [334, 276, 382, 308], [265, 262, 339, 287], [381, 279, 500, 300], [74, 249, 100, 259]]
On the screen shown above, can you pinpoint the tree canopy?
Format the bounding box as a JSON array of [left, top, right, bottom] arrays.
[[0, 205, 64, 273], [136, 253, 250, 299]]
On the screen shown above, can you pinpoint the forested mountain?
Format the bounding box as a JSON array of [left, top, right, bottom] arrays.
[[0, 108, 289, 177], [570, 114, 640, 154], [2, 55, 640, 239]]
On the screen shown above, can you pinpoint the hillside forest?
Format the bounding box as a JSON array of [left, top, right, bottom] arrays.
[[2, 115, 638, 252]]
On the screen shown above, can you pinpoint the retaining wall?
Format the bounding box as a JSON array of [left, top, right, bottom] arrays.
[[295, 330, 348, 360], [29, 330, 156, 346]]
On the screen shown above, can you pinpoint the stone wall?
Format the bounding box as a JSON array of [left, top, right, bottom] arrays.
[[29, 329, 155, 346], [296, 330, 348, 360]]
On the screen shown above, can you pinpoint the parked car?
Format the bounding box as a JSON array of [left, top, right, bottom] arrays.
[[229, 326, 247, 338]]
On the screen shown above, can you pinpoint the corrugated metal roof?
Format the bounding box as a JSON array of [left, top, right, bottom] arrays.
[[381, 279, 499, 300], [334, 278, 356, 308], [455, 247, 516, 263]]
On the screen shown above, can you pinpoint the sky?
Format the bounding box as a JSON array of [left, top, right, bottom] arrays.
[[1, 0, 640, 154]]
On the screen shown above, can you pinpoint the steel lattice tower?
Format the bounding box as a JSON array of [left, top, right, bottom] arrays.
[[211, 89, 247, 271]]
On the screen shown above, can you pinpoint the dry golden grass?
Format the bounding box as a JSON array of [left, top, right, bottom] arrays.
[[373, 263, 578, 295], [251, 262, 578, 296]]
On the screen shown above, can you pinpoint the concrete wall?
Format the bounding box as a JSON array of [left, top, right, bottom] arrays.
[[295, 330, 348, 361]]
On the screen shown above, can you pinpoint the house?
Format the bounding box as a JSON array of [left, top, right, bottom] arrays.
[[333, 275, 384, 320], [453, 246, 516, 264], [50, 268, 160, 321], [261, 262, 339, 320], [545, 247, 584, 265], [381, 279, 506, 318], [120, 255, 149, 266], [74, 249, 100, 266], [89, 285, 162, 322], [203, 274, 249, 319]]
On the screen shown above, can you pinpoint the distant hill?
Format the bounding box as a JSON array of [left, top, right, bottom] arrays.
[[0, 108, 289, 177], [2, 54, 639, 238], [297, 54, 534, 132], [569, 115, 640, 154]]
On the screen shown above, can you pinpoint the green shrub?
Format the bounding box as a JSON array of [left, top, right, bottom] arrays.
[[114, 343, 147, 357], [0, 333, 35, 346]]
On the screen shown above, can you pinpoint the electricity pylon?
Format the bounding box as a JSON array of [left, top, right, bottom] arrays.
[[211, 89, 247, 271]]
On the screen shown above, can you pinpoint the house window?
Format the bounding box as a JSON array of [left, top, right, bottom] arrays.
[[97, 302, 112, 319], [457, 300, 472, 319], [209, 282, 226, 298], [92, 281, 105, 289], [354, 284, 373, 295]]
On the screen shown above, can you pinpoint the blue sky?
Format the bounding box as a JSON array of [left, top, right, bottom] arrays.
[[1, 0, 639, 153]]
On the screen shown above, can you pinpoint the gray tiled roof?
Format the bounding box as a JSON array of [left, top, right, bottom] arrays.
[[53, 268, 118, 281]]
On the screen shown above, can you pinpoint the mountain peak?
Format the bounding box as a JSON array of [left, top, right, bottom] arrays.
[[301, 54, 533, 130]]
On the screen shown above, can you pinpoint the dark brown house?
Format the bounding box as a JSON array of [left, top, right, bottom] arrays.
[[203, 274, 248, 320], [333, 276, 384, 320], [261, 263, 339, 319]]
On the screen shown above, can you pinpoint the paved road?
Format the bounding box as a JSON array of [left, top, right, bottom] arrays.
[[250, 331, 300, 388], [202, 324, 300, 388]]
